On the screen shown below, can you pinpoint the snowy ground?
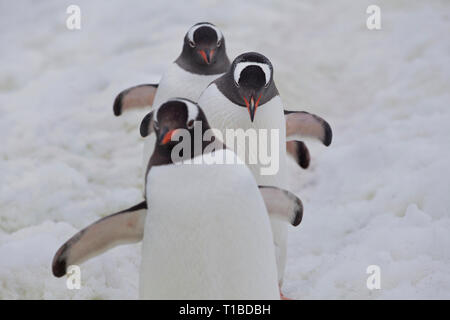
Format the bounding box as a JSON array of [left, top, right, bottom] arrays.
[[1, 0, 449, 299]]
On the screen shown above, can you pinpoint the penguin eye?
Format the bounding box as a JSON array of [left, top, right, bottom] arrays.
[[217, 39, 222, 47], [189, 40, 196, 48], [187, 119, 195, 129]]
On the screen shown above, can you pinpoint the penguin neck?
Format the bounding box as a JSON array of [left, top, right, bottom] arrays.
[[149, 146, 174, 167], [145, 125, 226, 196], [175, 49, 230, 76]]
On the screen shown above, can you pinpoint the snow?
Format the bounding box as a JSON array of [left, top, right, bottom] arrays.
[[1, 0, 449, 299]]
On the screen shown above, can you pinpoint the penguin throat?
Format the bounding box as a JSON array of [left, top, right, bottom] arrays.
[[175, 51, 230, 75]]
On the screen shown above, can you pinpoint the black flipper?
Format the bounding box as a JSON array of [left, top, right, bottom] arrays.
[[258, 186, 303, 227], [113, 84, 158, 116], [286, 140, 311, 169], [284, 110, 332, 146], [140, 111, 154, 138], [52, 201, 147, 277]]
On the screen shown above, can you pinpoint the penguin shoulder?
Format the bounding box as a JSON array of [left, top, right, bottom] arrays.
[[156, 62, 190, 90], [264, 94, 283, 108], [156, 63, 222, 105], [197, 83, 237, 121]]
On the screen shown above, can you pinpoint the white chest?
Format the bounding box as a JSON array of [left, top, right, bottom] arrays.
[[139, 150, 279, 299], [152, 63, 223, 108], [198, 84, 288, 187]]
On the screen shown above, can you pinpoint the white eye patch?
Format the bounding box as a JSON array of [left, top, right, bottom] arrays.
[[154, 99, 199, 123], [187, 23, 223, 44], [233, 62, 271, 86], [174, 98, 199, 122]]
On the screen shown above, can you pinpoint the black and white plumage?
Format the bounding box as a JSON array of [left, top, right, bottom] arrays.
[[113, 23, 317, 170], [52, 99, 303, 299], [112, 22, 230, 116], [197, 52, 332, 285]]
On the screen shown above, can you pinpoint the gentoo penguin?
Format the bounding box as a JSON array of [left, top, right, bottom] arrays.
[[113, 22, 232, 174], [112, 22, 230, 116], [52, 98, 304, 300], [197, 52, 332, 291], [112, 22, 314, 171]]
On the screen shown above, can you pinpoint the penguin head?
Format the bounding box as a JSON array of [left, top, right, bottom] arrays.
[[231, 52, 274, 122], [182, 22, 227, 67], [140, 98, 210, 148]]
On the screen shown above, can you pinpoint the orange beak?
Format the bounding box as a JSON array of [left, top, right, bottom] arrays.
[[243, 95, 262, 122], [199, 49, 214, 64], [161, 129, 177, 145]]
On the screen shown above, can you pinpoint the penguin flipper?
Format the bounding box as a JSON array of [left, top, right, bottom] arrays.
[[284, 110, 333, 146], [140, 111, 154, 137], [286, 140, 311, 169], [113, 84, 158, 116], [52, 201, 147, 278], [258, 186, 303, 227]]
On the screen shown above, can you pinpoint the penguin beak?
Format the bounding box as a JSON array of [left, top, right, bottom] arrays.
[[199, 48, 214, 64], [243, 95, 262, 122], [158, 127, 177, 145]]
